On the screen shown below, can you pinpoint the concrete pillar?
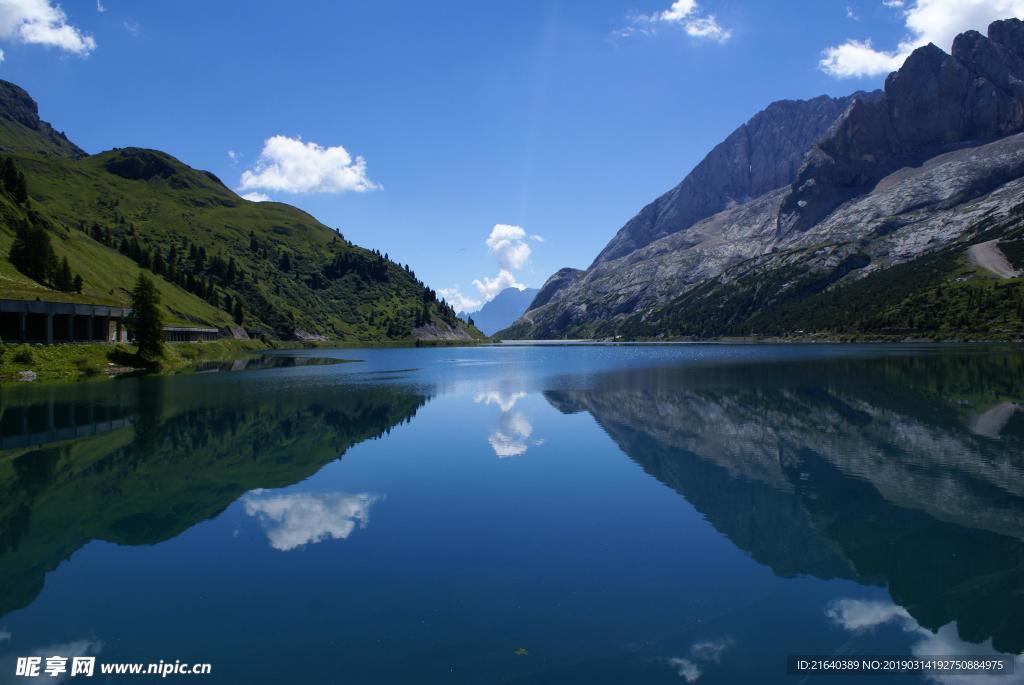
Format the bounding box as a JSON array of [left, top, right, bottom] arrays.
[[116, 318, 123, 343], [45, 313, 53, 344], [18, 312, 26, 342]]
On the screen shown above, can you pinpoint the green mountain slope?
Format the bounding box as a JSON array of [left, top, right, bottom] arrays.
[[0, 80, 480, 341]]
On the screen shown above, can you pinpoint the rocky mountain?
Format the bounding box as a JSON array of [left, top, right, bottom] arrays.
[[593, 93, 871, 265], [0, 80, 480, 342], [460, 286, 538, 335], [506, 19, 1024, 340]]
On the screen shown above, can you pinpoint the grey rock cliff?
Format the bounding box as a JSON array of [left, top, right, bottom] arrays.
[[592, 94, 868, 265], [779, 19, 1024, 234]]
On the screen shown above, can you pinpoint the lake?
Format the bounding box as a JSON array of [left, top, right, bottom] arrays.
[[1, 344, 1022, 684]]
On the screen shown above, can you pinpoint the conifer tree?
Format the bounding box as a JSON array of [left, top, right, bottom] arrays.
[[127, 272, 164, 359]]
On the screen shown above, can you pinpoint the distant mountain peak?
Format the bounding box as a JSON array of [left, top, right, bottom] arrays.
[[467, 286, 539, 336], [0, 79, 86, 159]]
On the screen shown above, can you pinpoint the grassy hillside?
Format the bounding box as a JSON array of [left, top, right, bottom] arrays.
[[0, 80, 480, 341]]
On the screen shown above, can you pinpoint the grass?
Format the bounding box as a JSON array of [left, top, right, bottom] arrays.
[[0, 339, 275, 383]]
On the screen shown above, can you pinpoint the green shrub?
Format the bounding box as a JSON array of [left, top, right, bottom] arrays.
[[107, 344, 138, 367], [11, 344, 35, 365], [74, 356, 102, 377]]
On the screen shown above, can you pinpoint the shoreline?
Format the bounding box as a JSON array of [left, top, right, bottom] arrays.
[[6, 334, 1021, 386], [0, 336, 493, 385]]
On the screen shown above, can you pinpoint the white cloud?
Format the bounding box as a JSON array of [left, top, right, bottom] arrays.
[[820, 0, 1024, 78], [4, 639, 104, 684], [488, 412, 533, 458], [0, 48, 5, 63], [95, 0, 104, 12], [826, 598, 911, 631], [243, 491, 381, 551], [846, 5, 860, 20], [0, 0, 96, 55], [474, 391, 540, 458], [485, 224, 537, 271], [472, 269, 525, 303], [820, 38, 904, 77], [227, 149, 238, 162], [439, 286, 482, 314], [689, 638, 733, 663], [666, 637, 734, 682], [240, 191, 270, 202], [662, 0, 698, 21], [684, 15, 730, 40], [826, 598, 1024, 685], [475, 390, 526, 413], [668, 658, 702, 682], [238, 135, 378, 195], [619, 0, 731, 42]]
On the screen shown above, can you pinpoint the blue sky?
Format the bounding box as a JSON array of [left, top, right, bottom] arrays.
[[1, 0, 1018, 311]]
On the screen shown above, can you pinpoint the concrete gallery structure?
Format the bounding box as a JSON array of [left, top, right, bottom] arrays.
[[0, 299, 129, 343]]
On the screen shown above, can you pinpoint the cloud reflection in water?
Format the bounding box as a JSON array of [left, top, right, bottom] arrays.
[[243, 491, 382, 551], [827, 598, 1024, 685], [474, 391, 542, 458]]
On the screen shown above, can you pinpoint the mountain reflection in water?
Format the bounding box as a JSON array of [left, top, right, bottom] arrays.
[[0, 376, 426, 617], [545, 351, 1024, 655]]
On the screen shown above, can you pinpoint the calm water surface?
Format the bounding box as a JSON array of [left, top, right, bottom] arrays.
[[1, 344, 1022, 684]]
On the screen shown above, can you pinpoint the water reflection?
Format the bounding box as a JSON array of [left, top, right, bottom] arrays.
[[474, 390, 541, 458], [0, 377, 426, 618], [243, 491, 382, 551], [827, 599, 1024, 685], [189, 355, 342, 374], [668, 638, 734, 684], [1, 637, 103, 684], [545, 351, 1024, 656], [1, 346, 1022, 682]]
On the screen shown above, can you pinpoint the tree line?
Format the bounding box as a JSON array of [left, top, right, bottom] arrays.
[[87, 223, 245, 325], [4, 154, 86, 293]]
